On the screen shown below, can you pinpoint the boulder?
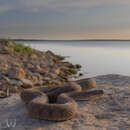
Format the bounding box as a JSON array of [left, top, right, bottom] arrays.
[[0, 91, 7, 98], [20, 78, 33, 88], [7, 67, 26, 79], [9, 80, 22, 86], [76, 78, 96, 90]]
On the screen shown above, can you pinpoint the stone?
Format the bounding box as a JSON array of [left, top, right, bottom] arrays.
[[0, 82, 9, 91], [7, 67, 26, 79], [9, 86, 19, 93], [0, 91, 7, 98], [26, 63, 34, 70], [76, 78, 97, 90], [0, 46, 9, 54], [0, 40, 83, 95], [9, 80, 22, 86], [51, 68, 60, 75], [0, 74, 10, 82], [75, 64, 82, 69], [78, 73, 83, 76], [20, 78, 33, 88], [0, 73, 4, 79], [50, 73, 57, 79], [34, 81, 43, 86], [29, 54, 38, 59]]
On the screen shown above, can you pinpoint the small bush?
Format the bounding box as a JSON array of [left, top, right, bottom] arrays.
[[8, 40, 33, 54]]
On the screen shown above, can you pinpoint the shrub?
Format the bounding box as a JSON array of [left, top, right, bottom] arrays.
[[8, 40, 33, 54]]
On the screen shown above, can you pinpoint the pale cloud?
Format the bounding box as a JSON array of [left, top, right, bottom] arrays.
[[1, 0, 130, 39], [0, 0, 104, 14], [20, 0, 130, 8], [0, 4, 14, 14], [1, 0, 130, 14], [19, 0, 106, 12]]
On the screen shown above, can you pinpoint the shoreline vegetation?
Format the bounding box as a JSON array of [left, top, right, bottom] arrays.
[[0, 39, 82, 98]]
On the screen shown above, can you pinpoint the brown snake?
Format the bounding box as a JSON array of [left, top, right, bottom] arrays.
[[20, 78, 104, 121]]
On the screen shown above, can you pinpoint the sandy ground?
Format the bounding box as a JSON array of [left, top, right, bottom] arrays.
[[0, 74, 130, 130]]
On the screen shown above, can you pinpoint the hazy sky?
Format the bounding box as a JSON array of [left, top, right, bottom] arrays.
[[0, 0, 130, 40]]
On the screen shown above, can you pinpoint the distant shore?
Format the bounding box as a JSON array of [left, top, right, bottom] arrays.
[[11, 39, 130, 42]]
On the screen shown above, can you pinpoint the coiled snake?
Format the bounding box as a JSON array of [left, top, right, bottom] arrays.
[[20, 78, 104, 121]]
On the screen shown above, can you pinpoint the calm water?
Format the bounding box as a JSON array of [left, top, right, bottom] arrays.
[[17, 41, 130, 78]]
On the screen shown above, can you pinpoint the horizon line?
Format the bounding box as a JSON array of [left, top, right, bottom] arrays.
[[13, 39, 130, 41], [1, 38, 130, 42]]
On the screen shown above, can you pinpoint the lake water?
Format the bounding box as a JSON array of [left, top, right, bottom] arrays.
[[17, 41, 130, 78]]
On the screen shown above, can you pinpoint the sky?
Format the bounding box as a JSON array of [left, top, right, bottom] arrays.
[[0, 0, 130, 40]]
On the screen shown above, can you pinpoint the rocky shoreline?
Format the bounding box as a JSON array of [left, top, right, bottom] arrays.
[[0, 40, 129, 130], [0, 39, 82, 98]]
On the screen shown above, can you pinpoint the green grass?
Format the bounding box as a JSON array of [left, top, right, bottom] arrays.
[[7, 40, 34, 54]]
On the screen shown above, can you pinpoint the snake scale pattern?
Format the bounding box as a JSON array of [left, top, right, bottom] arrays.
[[20, 78, 104, 121]]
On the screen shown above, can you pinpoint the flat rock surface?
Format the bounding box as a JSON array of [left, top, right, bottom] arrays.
[[0, 74, 130, 130]]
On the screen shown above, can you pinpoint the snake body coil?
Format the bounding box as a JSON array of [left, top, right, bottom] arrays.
[[20, 79, 104, 121]]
